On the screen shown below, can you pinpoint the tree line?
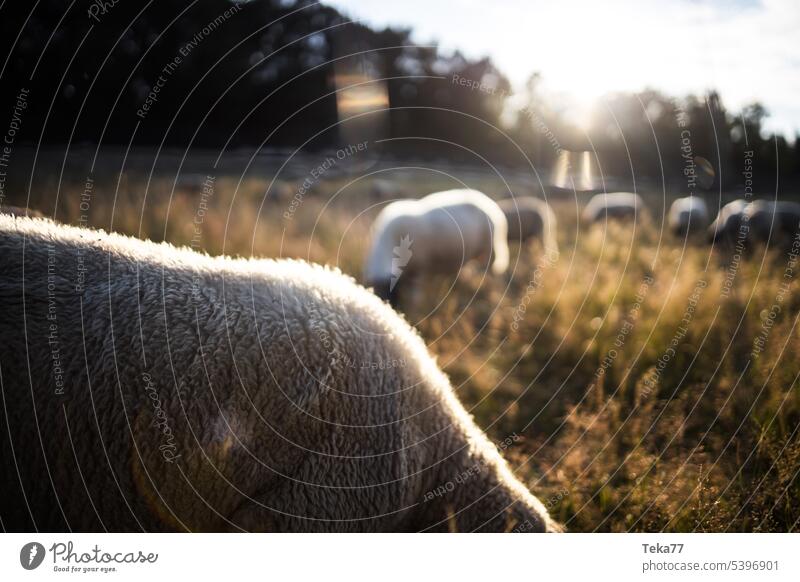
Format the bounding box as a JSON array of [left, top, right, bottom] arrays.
[[1, 0, 797, 191]]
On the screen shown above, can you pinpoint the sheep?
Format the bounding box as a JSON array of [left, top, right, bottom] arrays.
[[0, 214, 557, 533], [707, 199, 800, 251], [668, 196, 709, 236], [746, 200, 800, 248], [497, 197, 559, 255], [582, 192, 644, 223], [707, 199, 749, 246], [363, 189, 509, 306]]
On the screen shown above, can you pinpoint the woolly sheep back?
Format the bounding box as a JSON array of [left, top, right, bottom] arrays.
[[582, 192, 644, 223], [0, 214, 556, 533], [497, 196, 558, 255], [668, 196, 709, 235]]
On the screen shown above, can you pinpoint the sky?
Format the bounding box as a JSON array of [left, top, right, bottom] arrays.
[[326, 0, 800, 139]]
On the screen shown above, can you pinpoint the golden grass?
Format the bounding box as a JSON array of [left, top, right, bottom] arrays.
[[20, 173, 800, 532]]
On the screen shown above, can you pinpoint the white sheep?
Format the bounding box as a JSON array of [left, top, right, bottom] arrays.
[[707, 199, 800, 250], [497, 197, 559, 255], [582, 192, 644, 223], [746, 200, 800, 247], [668, 196, 709, 235], [0, 214, 557, 533], [707, 199, 748, 245], [363, 189, 509, 305]]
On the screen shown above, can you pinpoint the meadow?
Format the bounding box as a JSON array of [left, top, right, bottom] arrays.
[[14, 160, 800, 532]]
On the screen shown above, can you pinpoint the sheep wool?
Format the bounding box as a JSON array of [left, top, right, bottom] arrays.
[[363, 189, 509, 302], [582, 192, 644, 223], [709, 199, 800, 251], [746, 200, 800, 247], [668, 196, 709, 235], [497, 197, 558, 255], [707, 199, 749, 245], [0, 214, 558, 533]]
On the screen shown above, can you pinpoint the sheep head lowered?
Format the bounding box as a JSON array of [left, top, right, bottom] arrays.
[[363, 189, 509, 308], [0, 215, 558, 532]]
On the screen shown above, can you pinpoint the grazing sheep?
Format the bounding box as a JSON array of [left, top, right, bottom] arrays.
[[1, 205, 45, 218], [708, 199, 800, 250], [707, 199, 749, 246], [668, 196, 709, 235], [582, 192, 644, 223], [746, 200, 800, 247], [0, 215, 556, 533], [363, 189, 509, 305], [497, 197, 559, 255]]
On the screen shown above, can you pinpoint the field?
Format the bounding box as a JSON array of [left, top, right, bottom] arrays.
[[12, 157, 800, 532]]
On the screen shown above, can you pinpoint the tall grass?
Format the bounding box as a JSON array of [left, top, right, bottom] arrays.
[[15, 171, 800, 532]]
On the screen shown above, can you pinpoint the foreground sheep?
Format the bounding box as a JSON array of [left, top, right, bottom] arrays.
[[668, 196, 709, 235], [497, 197, 558, 254], [582, 192, 644, 223], [708, 199, 800, 249], [0, 215, 556, 533], [364, 189, 509, 305]]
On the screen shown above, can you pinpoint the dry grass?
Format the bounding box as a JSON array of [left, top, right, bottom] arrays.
[[17, 170, 800, 532]]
